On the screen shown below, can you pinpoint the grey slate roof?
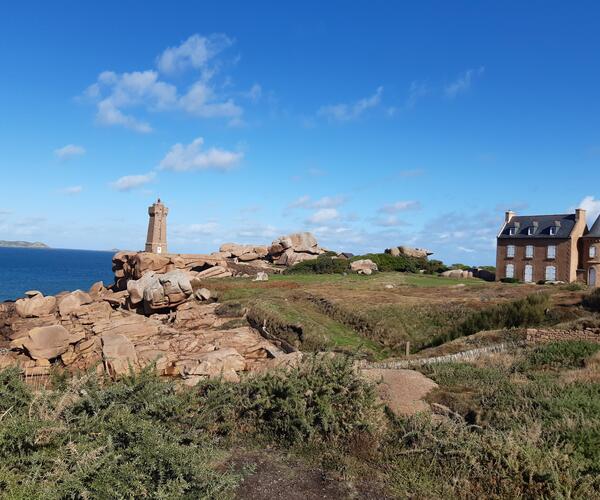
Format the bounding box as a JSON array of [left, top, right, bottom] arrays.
[[584, 215, 600, 238], [498, 213, 576, 239]]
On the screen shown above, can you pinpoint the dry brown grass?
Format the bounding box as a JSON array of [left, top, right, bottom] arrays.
[[560, 351, 600, 384]]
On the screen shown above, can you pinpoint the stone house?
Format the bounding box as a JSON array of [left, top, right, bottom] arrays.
[[496, 208, 600, 286]]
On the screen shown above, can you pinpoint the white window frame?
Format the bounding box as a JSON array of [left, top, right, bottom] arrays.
[[524, 264, 534, 283], [590, 246, 597, 259], [528, 227, 534, 235], [509, 227, 516, 235], [525, 245, 534, 259], [545, 266, 556, 282], [547, 245, 556, 259], [505, 264, 514, 279], [507, 245, 515, 258], [549, 226, 557, 236]]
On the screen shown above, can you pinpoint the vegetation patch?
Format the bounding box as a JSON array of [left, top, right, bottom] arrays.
[[582, 288, 600, 312], [518, 341, 600, 370], [427, 293, 551, 347]]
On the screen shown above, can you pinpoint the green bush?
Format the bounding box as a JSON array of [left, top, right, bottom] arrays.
[[196, 355, 377, 444], [501, 277, 520, 283], [582, 288, 600, 312], [285, 255, 350, 275], [427, 293, 550, 347], [561, 282, 587, 291], [350, 253, 447, 273], [518, 341, 600, 370]]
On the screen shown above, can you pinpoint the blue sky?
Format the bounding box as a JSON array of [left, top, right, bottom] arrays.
[[1, 1, 599, 265]]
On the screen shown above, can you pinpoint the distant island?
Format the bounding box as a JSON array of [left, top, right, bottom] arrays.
[[0, 240, 49, 248]]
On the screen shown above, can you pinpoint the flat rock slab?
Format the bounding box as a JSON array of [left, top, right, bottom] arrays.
[[361, 368, 438, 416]]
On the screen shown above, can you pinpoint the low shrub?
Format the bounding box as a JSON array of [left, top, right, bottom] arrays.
[[561, 282, 587, 291], [501, 277, 520, 283], [195, 355, 378, 444], [427, 293, 550, 347], [285, 255, 350, 275], [350, 253, 448, 274], [582, 288, 600, 312], [518, 341, 600, 370]]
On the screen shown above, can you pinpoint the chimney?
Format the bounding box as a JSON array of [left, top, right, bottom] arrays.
[[505, 210, 515, 223], [576, 208, 586, 221]]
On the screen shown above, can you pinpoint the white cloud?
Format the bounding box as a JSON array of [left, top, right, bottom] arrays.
[[111, 172, 155, 191], [458, 246, 475, 253], [445, 67, 485, 98], [578, 195, 600, 225], [54, 144, 86, 161], [318, 87, 383, 122], [307, 208, 340, 224], [378, 200, 421, 214], [156, 34, 232, 74], [179, 81, 242, 118], [83, 34, 243, 132], [61, 186, 83, 195], [159, 137, 243, 172], [289, 195, 346, 210]]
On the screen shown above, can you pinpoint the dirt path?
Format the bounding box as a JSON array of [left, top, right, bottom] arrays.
[[361, 368, 438, 415], [232, 450, 388, 500]]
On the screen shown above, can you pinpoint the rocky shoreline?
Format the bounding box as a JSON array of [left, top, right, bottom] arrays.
[[0, 231, 330, 385]]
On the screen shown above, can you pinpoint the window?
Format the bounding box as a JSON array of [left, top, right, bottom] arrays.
[[524, 264, 533, 283], [549, 226, 557, 236], [545, 266, 556, 281], [547, 245, 556, 259], [507, 245, 515, 258], [509, 227, 516, 236], [525, 245, 534, 258], [506, 264, 514, 279], [528, 227, 534, 235], [590, 246, 597, 259]]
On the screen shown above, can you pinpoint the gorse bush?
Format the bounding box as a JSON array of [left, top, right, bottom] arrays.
[[196, 355, 378, 444], [427, 293, 550, 347], [582, 288, 600, 312], [0, 369, 236, 499], [0, 357, 378, 498]]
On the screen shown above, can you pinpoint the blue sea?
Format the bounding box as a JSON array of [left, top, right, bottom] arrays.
[[0, 248, 114, 302]]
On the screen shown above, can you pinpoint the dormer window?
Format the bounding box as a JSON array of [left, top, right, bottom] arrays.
[[549, 226, 557, 236], [528, 227, 534, 235], [509, 227, 516, 236]]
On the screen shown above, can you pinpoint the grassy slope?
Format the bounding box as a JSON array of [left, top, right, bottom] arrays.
[[206, 272, 572, 356]]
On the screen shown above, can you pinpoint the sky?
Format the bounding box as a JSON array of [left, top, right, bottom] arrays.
[[1, 1, 599, 265]]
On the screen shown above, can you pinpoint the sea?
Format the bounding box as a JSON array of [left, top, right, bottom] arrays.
[[0, 248, 115, 302]]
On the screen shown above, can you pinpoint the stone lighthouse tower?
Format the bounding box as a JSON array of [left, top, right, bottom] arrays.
[[145, 198, 168, 254]]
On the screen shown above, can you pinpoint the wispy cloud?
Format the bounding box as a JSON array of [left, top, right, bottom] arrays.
[[54, 144, 86, 161], [61, 185, 83, 195], [111, 172, 155, 191], [156, 33, 232, 74], [371, 215, 408, 227], [445, 66, 485, 98], [159, 137, 243, 172], [318, 87, 383, 122], [405, 80, 429, 108], [378, 200, 421, 214]]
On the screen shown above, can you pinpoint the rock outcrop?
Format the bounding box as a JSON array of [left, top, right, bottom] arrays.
[[385, 246, 432, 259], [2, 275, 298, 385], [350, 259, 378, 275]]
